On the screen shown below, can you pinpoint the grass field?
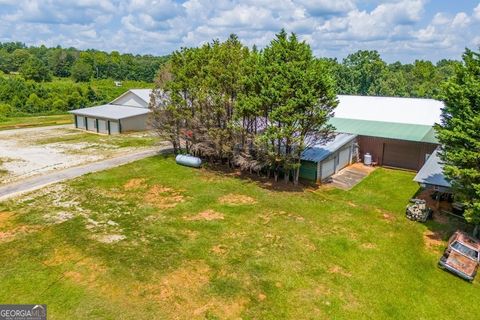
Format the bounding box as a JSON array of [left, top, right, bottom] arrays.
[[34, 130, 157, 149], [0, 114, 72, 130], [0, 157, 478, 319]]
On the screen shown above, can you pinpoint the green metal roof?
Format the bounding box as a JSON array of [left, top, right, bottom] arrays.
[[329, 118, 438, 144]]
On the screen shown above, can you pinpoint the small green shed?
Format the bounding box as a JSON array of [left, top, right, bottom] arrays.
[[299, 133, 357, 182]]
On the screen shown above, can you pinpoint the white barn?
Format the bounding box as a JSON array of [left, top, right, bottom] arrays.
[[70, 89, 152, 134]]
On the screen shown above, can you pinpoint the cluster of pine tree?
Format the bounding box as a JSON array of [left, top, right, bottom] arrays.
[[0, 42, 168, 83], [150, 31, 338, 185]]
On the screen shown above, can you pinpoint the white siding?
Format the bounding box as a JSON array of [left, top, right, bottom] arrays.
[[119, 114, 149, 132], [86, 118, 96, 132], [111, 92, 148, 108], [76, 116, 85, 129], [109, 121, 120, 134], [336, 147, 351, 172], [320, 159, 335, 181]]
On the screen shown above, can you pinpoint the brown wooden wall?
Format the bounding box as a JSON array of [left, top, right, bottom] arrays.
[[357, 136, 438, 171]]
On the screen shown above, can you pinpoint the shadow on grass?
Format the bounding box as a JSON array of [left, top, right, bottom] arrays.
[[411, 188, 473, 245], [167, 156, 320, 193]]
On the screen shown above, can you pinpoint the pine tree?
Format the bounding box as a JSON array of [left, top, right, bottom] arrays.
[[258, 30, 337, 184], [436, 48, 480, 236]]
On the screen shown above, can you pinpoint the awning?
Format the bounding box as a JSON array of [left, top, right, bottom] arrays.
[[414, 148, 451, 188]]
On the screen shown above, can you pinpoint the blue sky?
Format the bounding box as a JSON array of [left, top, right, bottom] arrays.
[[0, 0, 479, 62]]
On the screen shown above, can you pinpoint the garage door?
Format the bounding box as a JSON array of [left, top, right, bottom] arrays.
[[383, 143, 421, 170], [320, 158, 335, 181], [86, 118, 96, 132], [98, 119, 108, 134], [109, 121, 120, 134], [336, 147, 351, 172], [76, 116, 85, 129]]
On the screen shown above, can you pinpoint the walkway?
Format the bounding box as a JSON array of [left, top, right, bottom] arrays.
[[330, 163, 376, 190]]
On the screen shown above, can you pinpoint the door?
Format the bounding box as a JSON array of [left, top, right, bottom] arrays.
[[109, 121, 120, 134], [336, 147, 351, 172], [383, 142, 421, 170], [320, 158, 335, 181], [97, 119, 108, 134], [299, 161, 317, 181], [76, 116, 85, 129], [87, 118, 96, 132]]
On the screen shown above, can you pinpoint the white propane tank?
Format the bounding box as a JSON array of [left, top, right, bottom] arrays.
[[364, 153, 372, 166], [176, 154, 202, 168]]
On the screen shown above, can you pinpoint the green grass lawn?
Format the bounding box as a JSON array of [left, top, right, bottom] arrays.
[[34, 131, 157, 149], [0, 114, 72, 130], [0, 157, 477, 319]]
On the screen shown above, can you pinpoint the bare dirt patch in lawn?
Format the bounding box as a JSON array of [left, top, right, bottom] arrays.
[[43, 211, 74, 225], [123, 178, 146, 190], [64, 257, 107, 286], [328, 265, 352, 277], [184, 209, 224, 221], [181, 229, 200, 240], [360, 243, 377, 249], [211, 244, 228, 255], [44, 246, 107, 286], [423, 230, 445, 250], [144, 185, 186, 209], [133, 260, 247, 318], [44, 246, 83, 266], [378, 209, 396, 222], [0, 211, 15, 227], [0, 225, 41, 242], [93, 234, 126, 244], [218, 194, 256, 205]]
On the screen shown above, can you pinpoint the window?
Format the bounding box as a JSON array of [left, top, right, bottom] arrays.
[[451, 241, 479, 260]]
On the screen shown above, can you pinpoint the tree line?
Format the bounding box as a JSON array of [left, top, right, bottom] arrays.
[[151, 31, 337, 185], [0, 41, 460, 96], [0, 40, 461, 120], [328, 50, 460, 98], [0, 78, 151, 120], [0, 42, 169, 83]]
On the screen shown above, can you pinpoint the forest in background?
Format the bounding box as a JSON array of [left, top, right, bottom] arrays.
[[0, 42, 166, 119], [0, 40, 463, 120]]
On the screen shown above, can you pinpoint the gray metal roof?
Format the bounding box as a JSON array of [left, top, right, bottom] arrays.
[[414, 148, 451, 188], [69, 104, 150, 120], [301, 133, 357, 163]]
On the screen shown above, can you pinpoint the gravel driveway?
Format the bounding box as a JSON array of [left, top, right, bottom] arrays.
[[0, 125, 160, 185]]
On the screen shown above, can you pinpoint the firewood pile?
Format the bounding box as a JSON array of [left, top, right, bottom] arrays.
[[406, 199, 432, 222]]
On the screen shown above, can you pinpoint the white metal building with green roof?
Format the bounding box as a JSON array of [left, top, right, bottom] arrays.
[[328, 95, 444, 171]]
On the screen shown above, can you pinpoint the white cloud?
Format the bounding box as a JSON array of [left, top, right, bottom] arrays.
[[473, 4, 480, 21], [209, 5, 278, 29], [0, 0, 478, 63], [299, 0, 356, 16], [432, 13, 450, 25], [451, 12, 471, 28]]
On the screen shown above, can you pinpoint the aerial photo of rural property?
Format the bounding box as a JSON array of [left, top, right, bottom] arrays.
[[1, 0, 480, 319]]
